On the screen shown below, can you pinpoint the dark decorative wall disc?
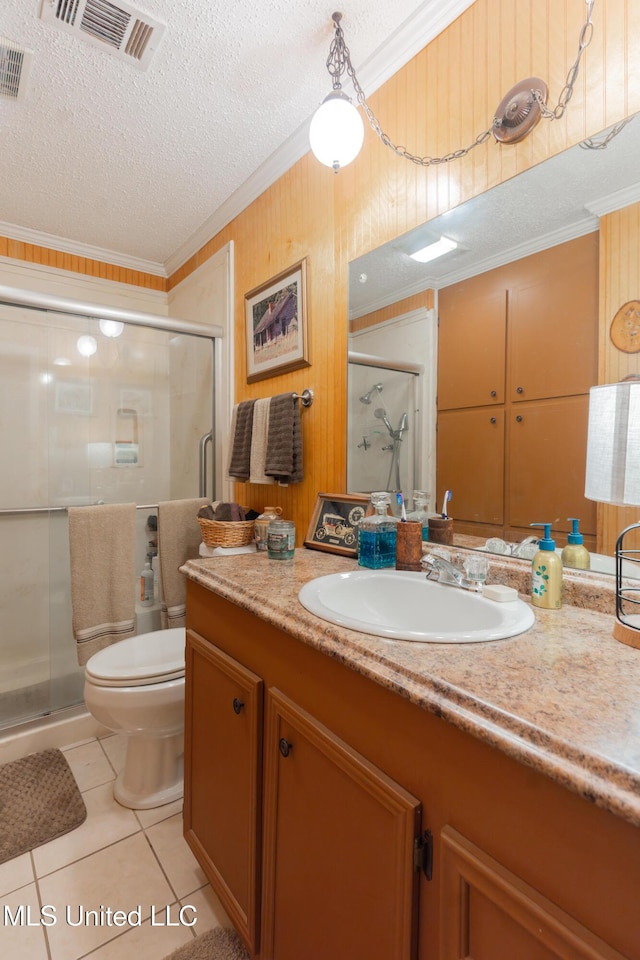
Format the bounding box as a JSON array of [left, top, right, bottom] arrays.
[[493, 78, 549, 143]]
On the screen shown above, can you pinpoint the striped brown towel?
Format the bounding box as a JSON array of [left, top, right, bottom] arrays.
[[228, 399, 256, 481], [265, 392, 303, 484]]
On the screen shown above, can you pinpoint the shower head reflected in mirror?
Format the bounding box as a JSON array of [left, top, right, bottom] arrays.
[[359, 383, 383, 404], [374, 408, 395, 436]]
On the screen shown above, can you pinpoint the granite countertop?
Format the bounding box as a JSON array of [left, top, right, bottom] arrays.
[[181, 548, 640, 829]]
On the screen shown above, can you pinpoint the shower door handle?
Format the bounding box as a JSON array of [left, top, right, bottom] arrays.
[[199, 431, 213, 499]]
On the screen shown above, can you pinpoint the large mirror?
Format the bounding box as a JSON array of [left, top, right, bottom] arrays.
[[348, 115, 640, 576]]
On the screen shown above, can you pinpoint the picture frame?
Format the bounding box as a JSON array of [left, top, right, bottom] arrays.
[[245, 258, 310, 383], [304, 493, 369, 558]]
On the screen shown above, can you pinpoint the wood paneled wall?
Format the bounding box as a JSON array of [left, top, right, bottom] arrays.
[[597, 201, 640, 556], [0, 235, 166, 291], [7, 0, 640, 543], [350, 291, 435, 335]]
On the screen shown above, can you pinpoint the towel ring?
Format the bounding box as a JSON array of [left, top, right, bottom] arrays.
[[293, 389, 314, 407]]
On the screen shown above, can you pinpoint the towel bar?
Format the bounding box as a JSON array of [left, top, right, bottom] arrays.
[[293, 388, 314, 407]]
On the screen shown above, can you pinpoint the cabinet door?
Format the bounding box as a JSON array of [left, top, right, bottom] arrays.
[[508, 234, 598, 403], [440, 827, 627, 960], [184, 630, 263, 953], [261, 688, 421, 960], [438, 281, 506, 410], [437, 408, 505, 524], [507, 396, 596, 536]]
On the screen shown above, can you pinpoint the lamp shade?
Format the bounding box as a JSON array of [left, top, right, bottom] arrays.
[[309, 92, 364, 171], [585, 380, 640, 506]]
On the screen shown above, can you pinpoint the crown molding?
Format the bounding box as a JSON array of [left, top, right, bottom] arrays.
[[349, 217, 599, 320], [585, 182, 640, 218], [164, 0, 477, 277], [0, 221, 167, 277]]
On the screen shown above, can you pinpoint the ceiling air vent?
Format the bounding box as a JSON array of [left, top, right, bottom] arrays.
[[0, 37, 34, 102], [39, 0, 165, 71]]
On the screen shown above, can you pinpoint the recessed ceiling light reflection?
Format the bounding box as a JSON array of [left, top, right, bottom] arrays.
[[39, 372, 53, 385], [99, 319, 124, 338], [53, 357, 71, 366], [77, 335, 97, 357], [409, 237, 458, 263]]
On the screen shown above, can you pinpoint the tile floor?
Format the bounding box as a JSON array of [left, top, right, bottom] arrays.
[[0, 733, 231, 960]]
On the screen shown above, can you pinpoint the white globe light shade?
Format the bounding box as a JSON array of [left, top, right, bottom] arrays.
[[309, 93, 364, 171], [99, 318, 124, 338], [77, 335, 97, 357]]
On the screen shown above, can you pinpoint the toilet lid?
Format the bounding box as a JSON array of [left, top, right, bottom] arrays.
[[85, 628, 186, 686]]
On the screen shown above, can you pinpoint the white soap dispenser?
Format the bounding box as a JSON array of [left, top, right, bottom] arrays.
[[530, 523, 562, 609]]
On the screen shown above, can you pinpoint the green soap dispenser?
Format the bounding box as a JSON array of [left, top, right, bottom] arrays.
[[561, 518, 591, 570], [530, 523, 563, 609]]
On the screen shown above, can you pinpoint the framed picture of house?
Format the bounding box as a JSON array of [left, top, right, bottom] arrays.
[[245, 258, 310, 383]]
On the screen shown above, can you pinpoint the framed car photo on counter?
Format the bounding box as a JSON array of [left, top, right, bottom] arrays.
[[304, 493, 369, 558]]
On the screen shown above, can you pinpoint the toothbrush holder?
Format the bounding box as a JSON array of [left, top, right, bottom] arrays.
[[428, 516, 454, 545], [395, 521, 423, 572]]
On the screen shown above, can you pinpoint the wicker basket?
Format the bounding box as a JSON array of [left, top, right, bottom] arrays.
[[198, 517, 255, 548]]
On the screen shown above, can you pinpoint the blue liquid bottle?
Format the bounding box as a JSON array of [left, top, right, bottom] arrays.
[[358, 492, 398, 569]]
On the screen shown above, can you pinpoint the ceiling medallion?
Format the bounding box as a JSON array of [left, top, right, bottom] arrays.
[[493, 78, 549, 144]]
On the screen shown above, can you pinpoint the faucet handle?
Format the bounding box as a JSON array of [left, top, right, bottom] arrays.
[[462, 554, 490, 583]]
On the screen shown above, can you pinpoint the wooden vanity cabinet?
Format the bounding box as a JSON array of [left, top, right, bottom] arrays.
[[185, 608, 422, 960], [185, 580, 640, 960], [184, 629, 263, 952]]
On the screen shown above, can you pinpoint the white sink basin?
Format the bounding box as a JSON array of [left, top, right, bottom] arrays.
[[298, 569, 535, 643]]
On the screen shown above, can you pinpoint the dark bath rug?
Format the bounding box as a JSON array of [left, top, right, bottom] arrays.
[[163, 925, 251, 960], [0, 747, 87, 864]]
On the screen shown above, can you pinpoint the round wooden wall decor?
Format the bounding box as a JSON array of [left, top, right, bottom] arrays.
[[610, 300, 640, 353]]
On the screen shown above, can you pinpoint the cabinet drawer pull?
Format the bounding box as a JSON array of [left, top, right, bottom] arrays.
[[490, 390, 497, 397], [490, 417, 497, 424], [516, 386, 524, 394], [516, 415, 523, 422], [279, 738, 293, 758], [232, 698, 245, 714]]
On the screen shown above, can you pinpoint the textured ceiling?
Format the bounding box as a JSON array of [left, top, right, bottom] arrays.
[[349, 114, 640, 317], [0, 0, 473, 273]]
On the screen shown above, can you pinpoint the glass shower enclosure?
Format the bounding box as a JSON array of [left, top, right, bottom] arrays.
[[0, 288, 219, 730], [347, 352, 423, 504]]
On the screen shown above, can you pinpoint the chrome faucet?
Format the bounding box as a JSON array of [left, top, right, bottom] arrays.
[[510, 536, 539, 558], [421, 554, 483, 592]]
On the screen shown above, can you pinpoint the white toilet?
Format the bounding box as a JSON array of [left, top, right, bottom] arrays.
[[84, 628, 186, 810]]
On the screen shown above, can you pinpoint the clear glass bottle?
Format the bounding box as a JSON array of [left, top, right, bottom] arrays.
[[358, 492, 398, 569], [255, 505, 283, 551], [406, 490, 431, 542]]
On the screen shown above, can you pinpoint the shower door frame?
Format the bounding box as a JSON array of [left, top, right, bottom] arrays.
[[0, 283, 224, 729], [348, 351, 425, 497]]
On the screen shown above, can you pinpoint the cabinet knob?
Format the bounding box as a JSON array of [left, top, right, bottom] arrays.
[[232, 698, 245, 715], [516, 415, 523, 422], [279, 738, 293, 758], [516, 386, 524, 394], [490, 390, 497, 397], [490, 417, 497, 424]]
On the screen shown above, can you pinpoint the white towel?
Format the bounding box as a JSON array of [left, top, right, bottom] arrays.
[[68, 504, 136, 666], [249, 397, 275, 484]]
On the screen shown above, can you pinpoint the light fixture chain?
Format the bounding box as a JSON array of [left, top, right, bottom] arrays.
[[534, 0, 595, 120], [338, 20, 494, 166]]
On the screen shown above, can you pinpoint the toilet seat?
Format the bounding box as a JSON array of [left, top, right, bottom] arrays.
[[85, 627, 186, 687]]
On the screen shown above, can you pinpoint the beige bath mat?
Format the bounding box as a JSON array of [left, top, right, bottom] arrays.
[[163, 926, 250, 960], [0, 747, 87, 864]]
